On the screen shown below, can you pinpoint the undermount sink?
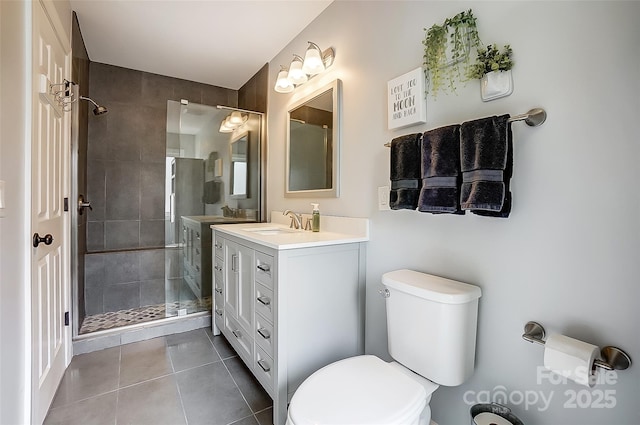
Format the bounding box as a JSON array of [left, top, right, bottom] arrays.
[[243, 226, 300, 235]]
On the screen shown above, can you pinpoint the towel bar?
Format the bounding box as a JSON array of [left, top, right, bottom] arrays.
[[521, 321, 632, 371], [383, 107, 546, 147]]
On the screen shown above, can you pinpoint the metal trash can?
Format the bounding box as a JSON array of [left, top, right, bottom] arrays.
[[470, 403, 524, 425]]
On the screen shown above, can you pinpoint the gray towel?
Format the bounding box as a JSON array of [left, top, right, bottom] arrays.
[[418, 124, 463, 214], [203, 181, 221, 204], [459, 114, 512, 217], [389, 133, 422, 210]]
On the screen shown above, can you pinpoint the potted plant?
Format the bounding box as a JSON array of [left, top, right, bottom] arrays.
[[422, 9, 482, 97], [467, 44, 514, 101]]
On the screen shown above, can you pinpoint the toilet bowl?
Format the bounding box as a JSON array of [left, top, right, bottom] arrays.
[[286, 355, 438, 425], [286, 269, 482, 425]]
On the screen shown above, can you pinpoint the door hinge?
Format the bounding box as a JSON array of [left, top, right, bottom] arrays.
[[63, 197, 69, 212], [64, 311, 69, 326]]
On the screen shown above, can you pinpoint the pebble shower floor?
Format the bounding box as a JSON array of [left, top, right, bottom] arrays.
[[79, 297, 212, 334]]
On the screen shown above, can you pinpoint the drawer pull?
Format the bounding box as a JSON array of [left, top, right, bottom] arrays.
[[257, 360, 271, 372], [257, 296, 271, 306], [214, 265, 222, 272], [257, 264, 271, 272], [231, 254, 238, 272], [215, 242, 222, 249], [196, 265, 200, 272], [215, 287, 223, 294], [257, 328, 271, 340], [215, 308, 223, 317], [196, 248, 200, 255], [232, 329, 242, 338]]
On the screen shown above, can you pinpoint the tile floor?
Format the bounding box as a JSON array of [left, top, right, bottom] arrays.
[[45, 328, 273, 425]]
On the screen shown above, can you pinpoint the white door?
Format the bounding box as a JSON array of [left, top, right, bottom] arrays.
[[31, 2, 71, 423]]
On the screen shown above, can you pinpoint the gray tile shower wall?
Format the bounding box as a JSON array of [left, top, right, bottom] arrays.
[[86, 62, 237, 252], [84, 248, 168, 315]]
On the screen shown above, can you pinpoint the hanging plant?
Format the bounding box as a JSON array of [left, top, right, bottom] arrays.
[[467, 44, 514, 79], [422, 9, 482, 97]]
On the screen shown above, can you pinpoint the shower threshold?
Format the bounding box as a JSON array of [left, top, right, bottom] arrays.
[[79, 297, 212, 334]]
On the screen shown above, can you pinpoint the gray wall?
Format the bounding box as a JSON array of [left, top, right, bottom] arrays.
[[267, 2, 640, 424], [86, 62, 237, 252]]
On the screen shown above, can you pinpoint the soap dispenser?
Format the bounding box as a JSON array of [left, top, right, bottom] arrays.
[[311, 203, 320, 232]]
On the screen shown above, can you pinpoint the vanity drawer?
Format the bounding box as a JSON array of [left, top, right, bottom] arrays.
[[214, 299, 224, 331], [255, 283, 273, 323], [213, 237, 224, 260], [214, 256, 224, 280], [254, 344, 274, 394], [214, 276, 223, 298], [255, 312, 274, 355], [225, 315, 253, 365], [255, 251, 274, 288], [214, 271, 224, 304]]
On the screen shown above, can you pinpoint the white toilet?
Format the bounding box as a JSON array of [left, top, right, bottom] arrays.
[[286, 269, 482, 425]]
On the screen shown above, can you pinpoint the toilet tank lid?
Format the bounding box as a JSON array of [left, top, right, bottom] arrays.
[[382, 269, 481, 304]]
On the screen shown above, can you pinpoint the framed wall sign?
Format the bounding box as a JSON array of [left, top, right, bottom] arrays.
[[387, 67, 427, 130]]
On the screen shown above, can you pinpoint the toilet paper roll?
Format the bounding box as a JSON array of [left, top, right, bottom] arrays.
[[543, 333, 598, 387]]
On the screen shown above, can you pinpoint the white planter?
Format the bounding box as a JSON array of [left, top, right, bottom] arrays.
[[480, 70, 513, 102]]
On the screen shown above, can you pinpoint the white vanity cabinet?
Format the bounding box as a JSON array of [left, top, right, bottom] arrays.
[[211, 219, 367, 425]]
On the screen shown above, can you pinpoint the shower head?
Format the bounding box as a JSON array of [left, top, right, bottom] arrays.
[[79, 96, 108, 116]]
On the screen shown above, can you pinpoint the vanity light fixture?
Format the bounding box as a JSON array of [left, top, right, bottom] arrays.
[[218, 112, 248, 133], [273, 41, 335, 93], [228, 111, 245, 126], [302, 42, 327, 75], [288, 55, 308, 85], [275, 66, 295, 93]]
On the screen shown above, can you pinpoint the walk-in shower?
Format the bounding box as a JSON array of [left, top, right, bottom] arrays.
[[71, 76, 263, 339]]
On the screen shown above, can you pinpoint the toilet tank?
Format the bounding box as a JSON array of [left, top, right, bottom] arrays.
[[382, 269, 482, 386]]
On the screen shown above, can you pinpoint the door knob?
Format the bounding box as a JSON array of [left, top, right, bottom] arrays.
[[78, 194, 92, 215], [33, 233, 53, 248]]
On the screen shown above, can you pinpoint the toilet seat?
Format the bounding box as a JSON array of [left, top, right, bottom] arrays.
[[287, 355, 434, 425]]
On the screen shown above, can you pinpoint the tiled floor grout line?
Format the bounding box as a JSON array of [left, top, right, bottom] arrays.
[[219, 355, 266, 425], [229, 412, 259, 425], [116, 371, 176, 392], [165, 337, 190, 425]]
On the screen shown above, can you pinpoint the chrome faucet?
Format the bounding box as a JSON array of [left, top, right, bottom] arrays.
[[283, 210, 302, 229]]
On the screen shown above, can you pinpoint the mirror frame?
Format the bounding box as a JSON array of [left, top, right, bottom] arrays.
[[285, 79, 341, 198]]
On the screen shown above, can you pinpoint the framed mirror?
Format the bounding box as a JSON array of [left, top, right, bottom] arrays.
[[230, 131, 248, 199], [285, 79, 341, 197]]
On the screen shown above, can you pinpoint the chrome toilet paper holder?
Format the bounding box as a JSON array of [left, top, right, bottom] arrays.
[[522, 321, 632, 371]]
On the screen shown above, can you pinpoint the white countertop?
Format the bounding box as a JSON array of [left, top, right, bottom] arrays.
[[211, 212, 369, 250]]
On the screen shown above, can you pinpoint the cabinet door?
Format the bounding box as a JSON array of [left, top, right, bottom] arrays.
[[236, 243, 255, 334], [223, 240, 254, 332], [223, 240, 239, 320]]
